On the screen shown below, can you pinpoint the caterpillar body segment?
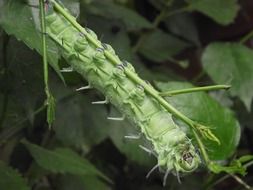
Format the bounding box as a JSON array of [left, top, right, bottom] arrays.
[[45, 9, 201, 174]]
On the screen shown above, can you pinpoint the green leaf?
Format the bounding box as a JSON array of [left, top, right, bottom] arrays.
[[202, 42, 253, 111], [0, 0, 63, 81], [0, 161, 30, 190], [54, 94, 110, 149], [85, 1, 152, 30], [54, 174, 111, 190], [156, 81, 241, 160], [139, 29, 190, 62], [0, 39, 44, 127], [22, 140, 110, 182], [165, 13, 200, 46], [186, 0, 240, 25]]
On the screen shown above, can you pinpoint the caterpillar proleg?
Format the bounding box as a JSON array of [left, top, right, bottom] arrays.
[[45, 0, 201, 177]]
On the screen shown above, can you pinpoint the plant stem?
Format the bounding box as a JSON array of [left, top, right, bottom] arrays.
[[40, 0, 56, 127], [240, 30, 253, 44], [230, 174, 251, 189], [192, 129, 210, 165], [39, 0, 50, 98], [159, 85, 231, 97]]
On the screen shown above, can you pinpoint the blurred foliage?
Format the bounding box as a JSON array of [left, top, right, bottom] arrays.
[[0, 0, 253, 189]]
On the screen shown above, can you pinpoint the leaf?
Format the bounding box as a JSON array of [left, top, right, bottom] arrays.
[[0, 0, 63, 81], [22, 140, 110, 182], [54, 174, 111, 190], [156, 81, 241, 160], [0, 39, 44, 127], [165, 13, 200, 46], [138, 29, 190, 62], [186, 0, 240, 25], [85, 0, 152, 30], [202, 42, 253, 111], [0, 161, 30, 190], [54, 93, 110, 149]]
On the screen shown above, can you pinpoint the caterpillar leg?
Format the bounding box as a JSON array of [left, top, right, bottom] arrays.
[[146, 164, 160, 178]]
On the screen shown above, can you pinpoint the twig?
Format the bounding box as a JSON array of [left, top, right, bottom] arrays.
[[240, 30, 253, 44], [159, 85, 230, 97], [39, 0, 55, 127]]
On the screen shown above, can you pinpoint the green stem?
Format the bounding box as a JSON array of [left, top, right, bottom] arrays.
[[40, 0, 56, 127], [159, 85, 231, 97], [240, 30, 253, 44], [192, 129, 210, 165], [39, 0, 50, 98]]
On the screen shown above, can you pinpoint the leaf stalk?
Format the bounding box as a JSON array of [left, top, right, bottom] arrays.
[[159, 85, 231, 97]]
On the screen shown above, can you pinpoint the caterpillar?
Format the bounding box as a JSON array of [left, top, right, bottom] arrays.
[[44, 0, 201, 181]]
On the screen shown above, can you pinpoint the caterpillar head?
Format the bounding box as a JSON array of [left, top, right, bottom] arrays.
[[172, 142, 201, 173], [158, 142, 201, 174]]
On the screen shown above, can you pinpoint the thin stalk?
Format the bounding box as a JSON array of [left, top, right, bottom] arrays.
[[159, 85, 231, 97], [39, 0, 50, 98], [230, 174, 251, 189], [40, 0, 55, 127], [192, 129, 210, 165], [240, 30, 253, 44]]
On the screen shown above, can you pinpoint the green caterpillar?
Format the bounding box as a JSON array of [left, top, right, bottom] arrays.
[[45, 1, 201, 181]]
